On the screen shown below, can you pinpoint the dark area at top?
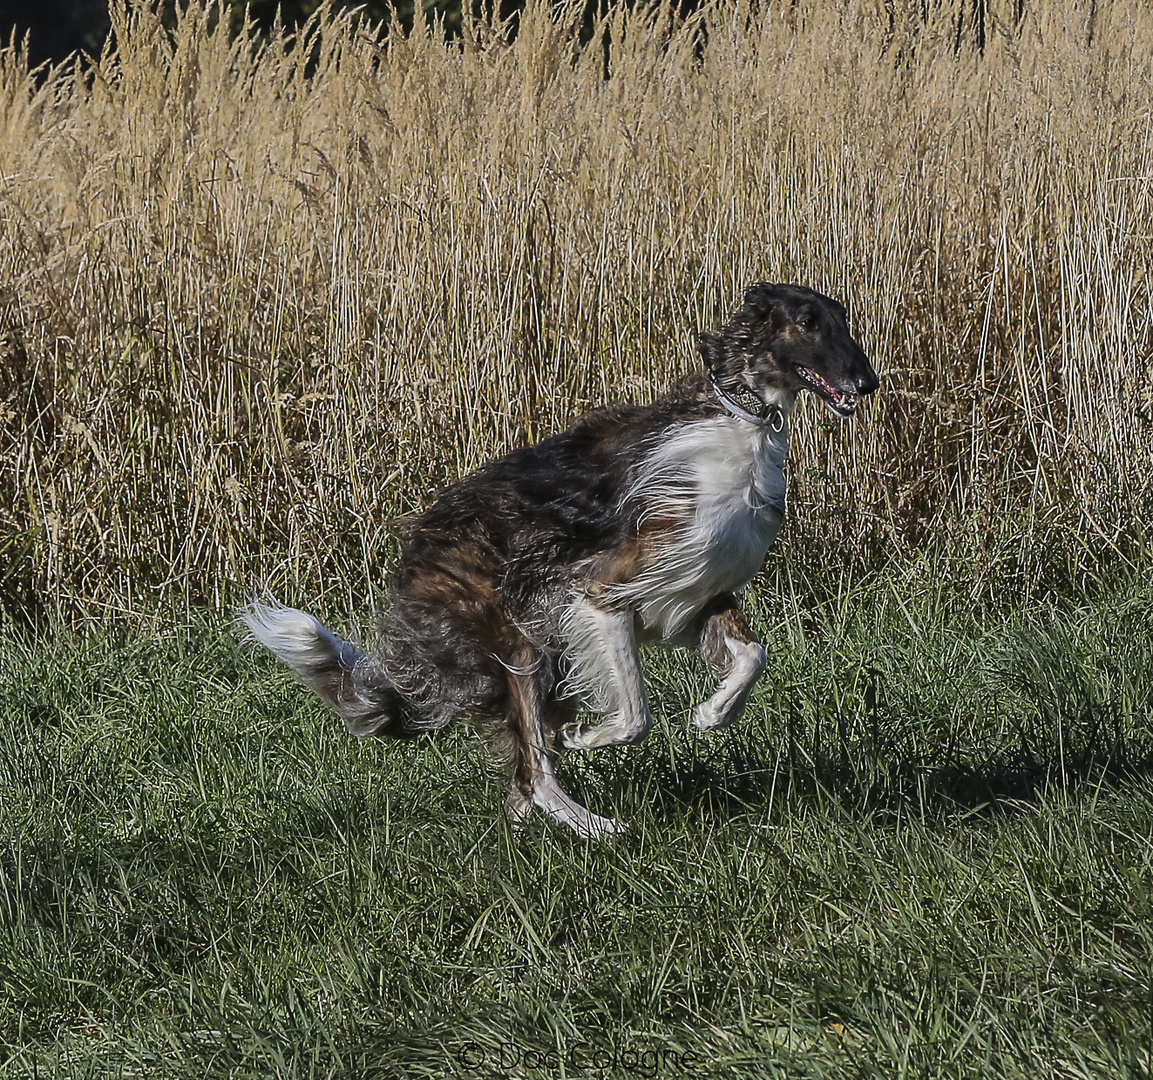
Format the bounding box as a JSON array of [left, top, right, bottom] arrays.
[[0, 0, 465, 67], [0, 0, 1014, 68], [3, 0, 112, 65]]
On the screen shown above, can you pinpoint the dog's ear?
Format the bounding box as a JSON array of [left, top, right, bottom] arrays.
[[697, 331, 725, 373], [740, 283, 787, 322]]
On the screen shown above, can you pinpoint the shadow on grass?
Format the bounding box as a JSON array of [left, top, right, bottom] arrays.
[[565, 704, 1153, 825]]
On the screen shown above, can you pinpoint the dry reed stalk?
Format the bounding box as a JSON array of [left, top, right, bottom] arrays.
[[0, 0, 1150, 623]]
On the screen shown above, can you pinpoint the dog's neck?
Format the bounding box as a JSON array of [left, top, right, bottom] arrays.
[[708, 374, 789, 431]]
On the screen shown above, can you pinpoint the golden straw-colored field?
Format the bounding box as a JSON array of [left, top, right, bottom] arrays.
[[0, 0, 1150, 621]]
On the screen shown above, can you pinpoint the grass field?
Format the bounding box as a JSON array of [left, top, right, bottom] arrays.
[[2, 565, 1151, 1078]]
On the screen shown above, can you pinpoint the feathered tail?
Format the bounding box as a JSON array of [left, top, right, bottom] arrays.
[[237, 601, 404, 737]]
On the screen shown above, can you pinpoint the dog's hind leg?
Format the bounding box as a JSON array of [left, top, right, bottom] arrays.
[[690, 594, 767, 732], [504, 649, 623, 839], [556, 597, 654, 752]]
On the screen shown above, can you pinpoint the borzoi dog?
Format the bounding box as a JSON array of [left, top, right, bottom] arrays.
[[240, 283, 878, 838]]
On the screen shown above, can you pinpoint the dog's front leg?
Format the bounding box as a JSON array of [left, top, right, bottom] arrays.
[[691, 594, 767, 732], [558, 596, 654, 751]]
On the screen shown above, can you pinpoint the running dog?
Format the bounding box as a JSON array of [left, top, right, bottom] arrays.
[[240, 283, 878, 838]]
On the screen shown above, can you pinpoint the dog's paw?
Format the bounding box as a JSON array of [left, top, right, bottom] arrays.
[[559, 721, 595, 751], [584, 812, 627, 840], [531, 776, 626, 840], [692, 642, 765, 732], [691, 698, 738, 732], [558, 713, 653, 750]]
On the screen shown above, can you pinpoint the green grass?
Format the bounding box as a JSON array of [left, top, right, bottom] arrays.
[[1, 566, 1152, 1078]]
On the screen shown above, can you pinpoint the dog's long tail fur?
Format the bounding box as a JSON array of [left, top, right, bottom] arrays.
[[238, 601, 404, 737]]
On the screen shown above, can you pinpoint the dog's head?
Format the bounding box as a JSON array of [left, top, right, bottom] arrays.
[[699, 283, 879, 418]]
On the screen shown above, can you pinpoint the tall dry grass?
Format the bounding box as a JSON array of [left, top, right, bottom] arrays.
[[0, 0, 1151, 623]]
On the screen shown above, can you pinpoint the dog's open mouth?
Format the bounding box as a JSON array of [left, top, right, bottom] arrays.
[[796, 366, 859, 418]]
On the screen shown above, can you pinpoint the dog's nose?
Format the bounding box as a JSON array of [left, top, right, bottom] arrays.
[[856, 367, 880, 396]]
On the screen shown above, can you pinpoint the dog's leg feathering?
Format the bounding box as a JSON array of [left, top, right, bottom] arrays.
[[237, 600, 404, 737], [691, 596, 767, 732], [557, 597, 654, 752]]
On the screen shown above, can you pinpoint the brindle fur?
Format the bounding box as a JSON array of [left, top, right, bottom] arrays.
[[240, 283, 878, 838]]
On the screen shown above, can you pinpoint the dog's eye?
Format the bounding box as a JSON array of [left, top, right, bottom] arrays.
[[798, 313, 817, 331]]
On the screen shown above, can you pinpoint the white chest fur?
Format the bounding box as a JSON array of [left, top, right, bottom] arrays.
[[612, 415, 788, 638]]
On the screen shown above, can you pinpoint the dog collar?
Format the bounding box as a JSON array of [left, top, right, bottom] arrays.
[[709, 375, 786, 432]]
